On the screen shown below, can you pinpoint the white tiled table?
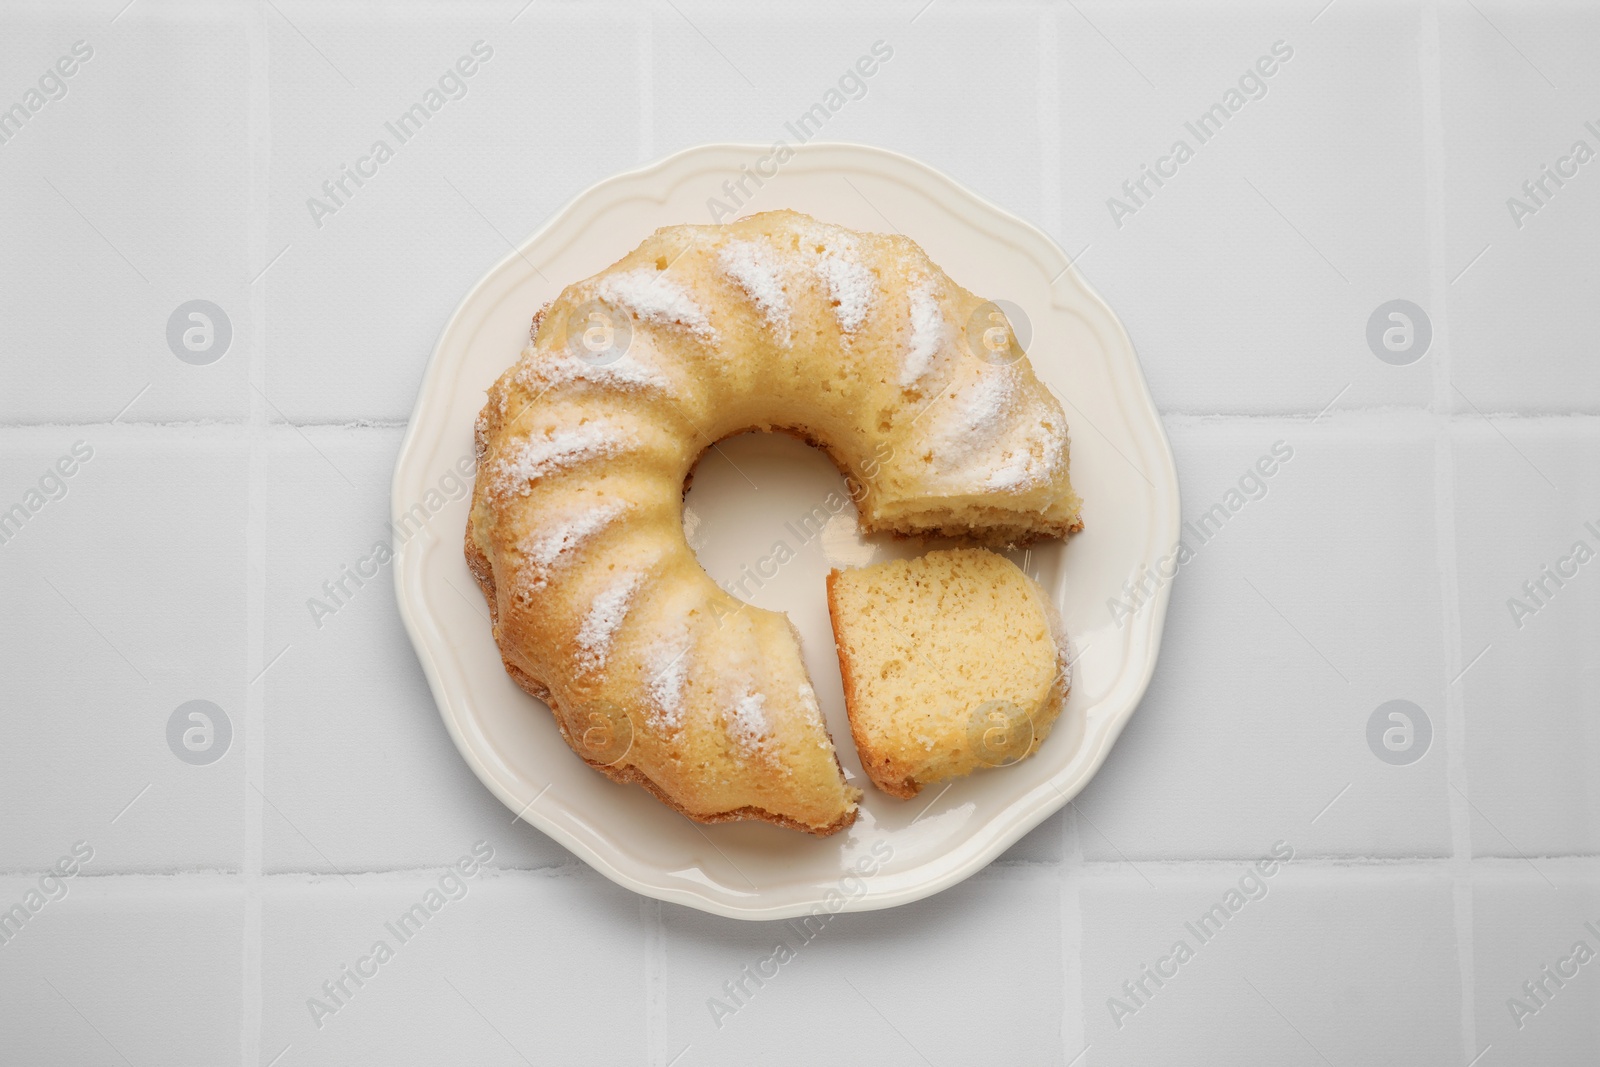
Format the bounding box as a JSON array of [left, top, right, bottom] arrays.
[[3, 2, 1597, 1064]]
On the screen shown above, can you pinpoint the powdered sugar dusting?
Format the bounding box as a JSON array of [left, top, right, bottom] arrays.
[[928, 367, 1021, 486], [516, 498, 629, 591], [795, 681, 822, 723], [491, 423, 631, 497], [986, 416, 1067, 491], [927, 366, 1068, 491], [729, 687, 770, 756], [718, 240, 791, 341], [949, 367, 1018, 445], [985, 449, 1035, 491], [795, 681, 831, 751], [643, 626, 692, 732], [575, 570, 647, 674], [901, 279, 946, 388], [598, 268, 716, 342], [816, 250, 876, 333], [516, 344, 670, 394]]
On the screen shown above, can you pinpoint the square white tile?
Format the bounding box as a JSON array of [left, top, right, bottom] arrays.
[[1061, 0, 1434, 415], [0, 5, 254, 424], [261, 867, 645, 1065], [0, 428, 246, 872], [1453, 420, 1600, 856], [0, 876, 242, 1067], [1442, 2, 1600, 411], [263, 4, 644, 423], [651, 4, 1044, 229], [657, 865, 1063, 1065], [1072, 415, 1453, 861], [1079, 861, 1463, 1065], [1472, 864, 1600, 1064], [262, 427, 575, 873]]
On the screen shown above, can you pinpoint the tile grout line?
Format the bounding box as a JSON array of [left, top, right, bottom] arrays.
[[644, 898, 668, 1067], [242, 4, 271, 1065], [1061, 814, 1089, 1064], [1419, 4, 1477, 1062]]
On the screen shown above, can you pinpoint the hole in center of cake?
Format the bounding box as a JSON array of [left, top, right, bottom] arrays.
[[682, 430, 876, 614], [680, 431, 916, 745]]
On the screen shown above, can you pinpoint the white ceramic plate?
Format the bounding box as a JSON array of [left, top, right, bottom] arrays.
[[393, 142, 1178, 920]]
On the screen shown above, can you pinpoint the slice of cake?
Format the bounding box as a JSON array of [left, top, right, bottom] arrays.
[[825, 548, 1070, 798]]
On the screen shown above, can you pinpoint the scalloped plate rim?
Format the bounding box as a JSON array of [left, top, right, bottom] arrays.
[[393, 141, 1179, 920]]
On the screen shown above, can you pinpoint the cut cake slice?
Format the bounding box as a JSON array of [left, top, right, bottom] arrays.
[[825, 548, 1070, 799]]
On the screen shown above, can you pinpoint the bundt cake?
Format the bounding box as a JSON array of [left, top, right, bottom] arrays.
[[826, 548, 1070, 798], [466, 210, 1081, 835]]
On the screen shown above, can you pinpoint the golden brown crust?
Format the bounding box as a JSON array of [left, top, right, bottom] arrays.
[[770, 425, 1084, 546], [466, 212, 1081, 834], [875, 516, 1084, 548], [470, 520, 856, 837]]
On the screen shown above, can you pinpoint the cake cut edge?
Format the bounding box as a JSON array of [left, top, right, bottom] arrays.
[[825, 549, 1072, 799]]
